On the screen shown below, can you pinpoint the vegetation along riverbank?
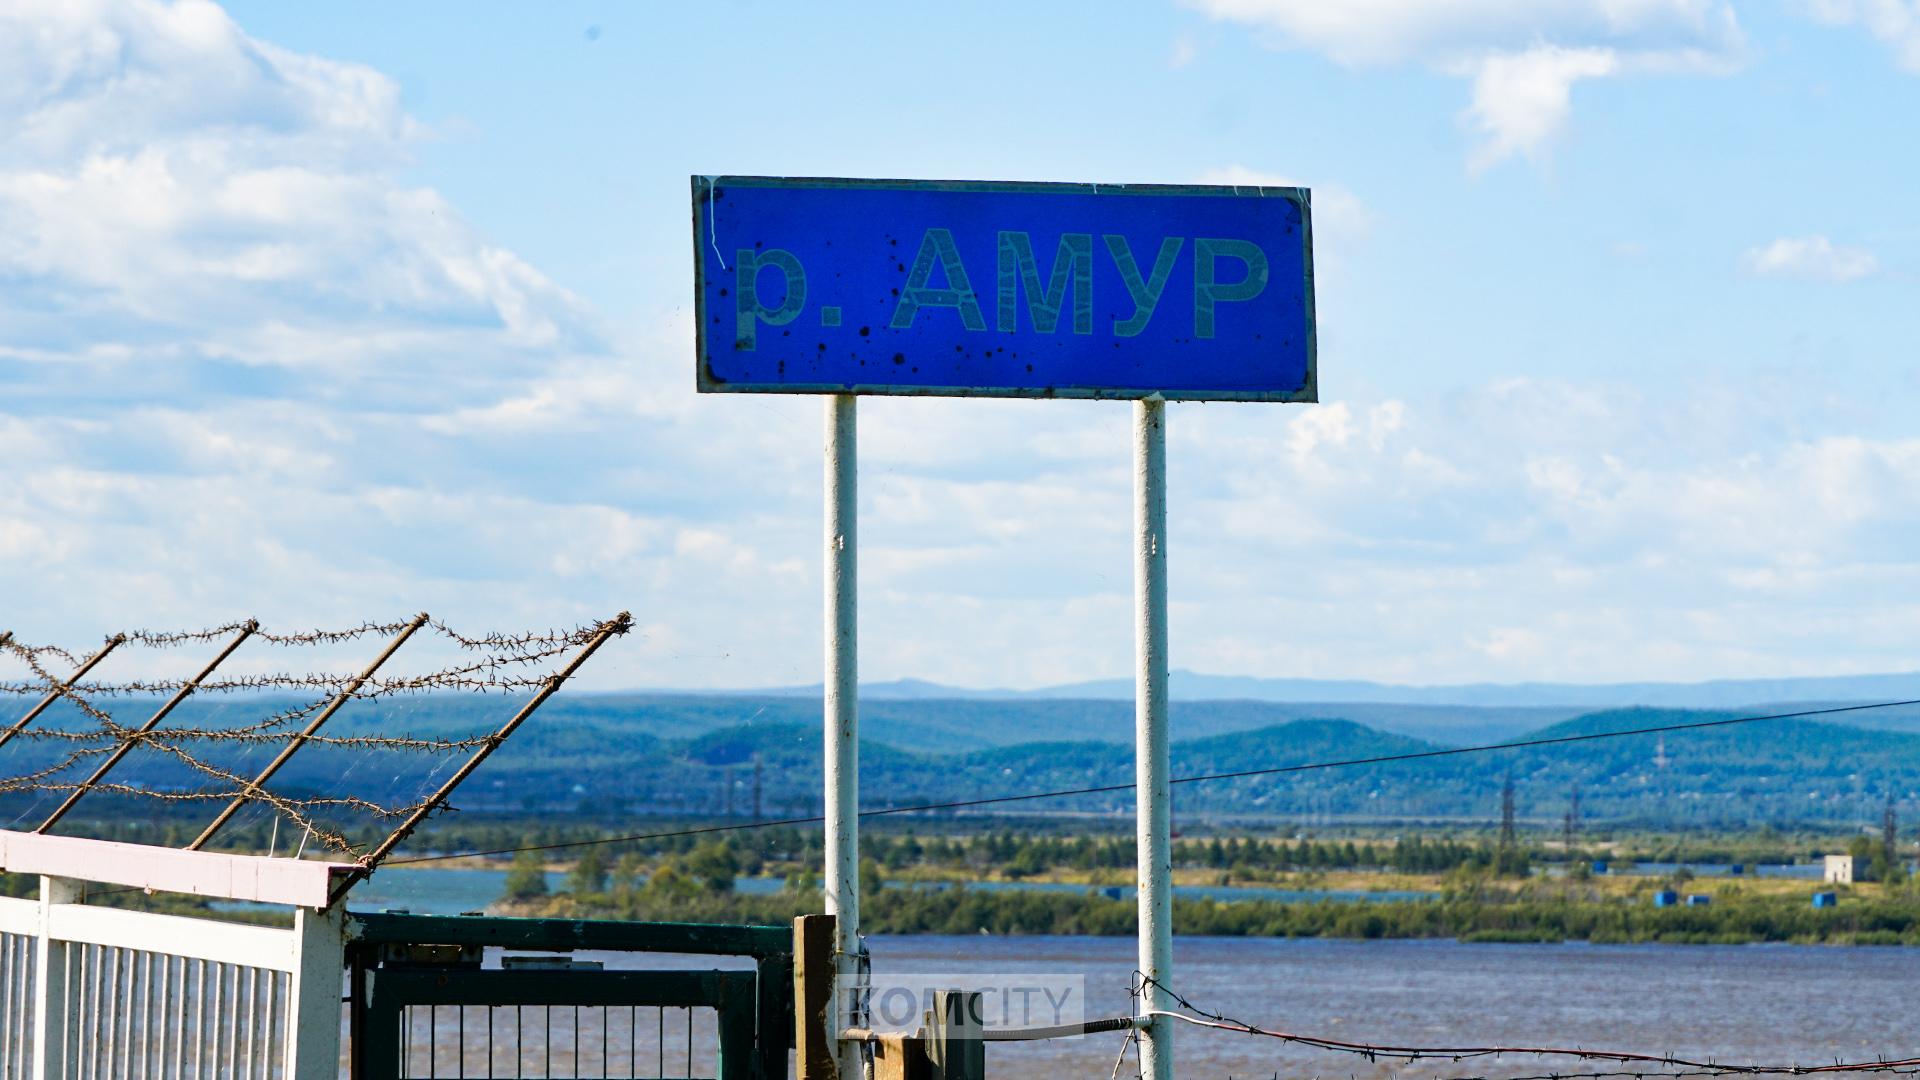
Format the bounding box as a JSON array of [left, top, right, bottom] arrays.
[[488, 830, 1920, 945]]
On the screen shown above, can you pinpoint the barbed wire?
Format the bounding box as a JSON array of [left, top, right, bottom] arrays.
[[0, 614, 626, 861], [0, 634, 597, 699], [124, 621, 416, 649], [1131, 973, 1920, 1077], [427, 618, 604, 653]]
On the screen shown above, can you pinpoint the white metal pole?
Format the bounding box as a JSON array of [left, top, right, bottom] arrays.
[[283, 906, 344, 1080], [823, 393, 863, 1079], [1133, 398, 1173, 1080], [31, 876, 80, 1080]]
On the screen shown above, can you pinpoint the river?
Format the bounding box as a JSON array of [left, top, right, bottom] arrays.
[[358, 867, 1920, 1078], [407, 935, 1920, 1078]]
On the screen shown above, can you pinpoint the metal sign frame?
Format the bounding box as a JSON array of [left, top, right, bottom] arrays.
[[692, 175, 1317, 402], [693, 173, 1321, 1080]]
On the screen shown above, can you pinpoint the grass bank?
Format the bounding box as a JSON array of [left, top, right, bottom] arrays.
[[503, 882, 1920, 945]]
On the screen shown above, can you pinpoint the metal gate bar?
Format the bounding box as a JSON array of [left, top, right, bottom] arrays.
[[388, 1003, 718, 1078], [347, 913, 793, 1080], [362, 970, 754, 1080]]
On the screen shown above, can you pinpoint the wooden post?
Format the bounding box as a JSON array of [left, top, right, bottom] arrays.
[[925, 990, 984, 1080], [794, 914, 839, 1080], [872, 1031, 932, 1080]]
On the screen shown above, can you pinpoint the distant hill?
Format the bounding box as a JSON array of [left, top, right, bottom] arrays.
[[7, 696, 1918, 835], [455, 706, 1920, 828], [712, 668, 1920, 712]]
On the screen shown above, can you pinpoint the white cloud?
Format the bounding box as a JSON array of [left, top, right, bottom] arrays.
[[1462, 46, 1619, 171], [8, 2, 1920, 694], [1801, 0, 1920, 73], [1184, 0, 1745, 168], [0, 0, 598, 400], [1742, 235, 1880, 281]]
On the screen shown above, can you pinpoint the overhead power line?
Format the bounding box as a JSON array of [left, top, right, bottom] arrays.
[[389, 696, 1920, 866], [1138, 971, 1920, 1077]]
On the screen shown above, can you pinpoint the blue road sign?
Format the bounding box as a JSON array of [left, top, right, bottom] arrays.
[[693, 177, 1315, 402]]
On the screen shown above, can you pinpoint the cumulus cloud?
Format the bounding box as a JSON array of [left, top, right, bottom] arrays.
[[7, 1, 1920, 693], [1802, 0, 1920, 73], [1183, 0, 1745, 169], [1462, 46, 1619, 171], [0, 0, 598, 405], [1742, 235, 1880, 281]]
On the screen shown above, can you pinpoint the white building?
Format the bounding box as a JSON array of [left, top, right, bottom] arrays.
[[1823, 854, 1856, 884]]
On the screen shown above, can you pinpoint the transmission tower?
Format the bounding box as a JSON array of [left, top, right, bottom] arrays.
[[1885, 794, 1899, 869], [1562, 782, 1582, 854], [1499, 773, 1517, 851]]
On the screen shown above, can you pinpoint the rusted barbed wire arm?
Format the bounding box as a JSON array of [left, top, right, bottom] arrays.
[[0, 613, 634, 866], [187, 613, 429, 851], [328, 611, 632, 904], [35, 620, 258, 833], [0, 633, 125, 754]]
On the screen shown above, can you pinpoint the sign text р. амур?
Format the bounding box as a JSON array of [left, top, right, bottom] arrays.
[[693, 177, 1315, 402]]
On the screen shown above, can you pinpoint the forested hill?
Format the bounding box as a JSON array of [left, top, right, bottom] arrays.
[[3, 697, 1915, 830]]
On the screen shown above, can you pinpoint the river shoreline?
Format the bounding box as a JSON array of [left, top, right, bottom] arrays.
[[342, 864, 1920, 945]]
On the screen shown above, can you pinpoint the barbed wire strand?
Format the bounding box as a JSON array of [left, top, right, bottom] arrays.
[[0, 615, 624, 859]]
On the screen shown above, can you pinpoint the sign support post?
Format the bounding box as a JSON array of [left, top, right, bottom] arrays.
[[823, 392, 863, 1079], [695, 174, 1317, 1080], [1133, 398, 1173, 1080]]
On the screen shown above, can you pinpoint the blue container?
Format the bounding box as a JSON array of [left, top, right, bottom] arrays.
[[1812, 892, 1838, 909], [1652, 890, 1679, 907], [1686, 894, 1712, 907], [1729, 863, 1745, 875], [1591, 860, 1609, 875]]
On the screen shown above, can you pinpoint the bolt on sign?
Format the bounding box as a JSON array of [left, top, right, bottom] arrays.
[[692, 176, 1315, 401]]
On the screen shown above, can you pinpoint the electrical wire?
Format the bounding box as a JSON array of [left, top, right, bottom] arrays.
[[1135, 972, 1920, 1077], [387, 696, 1920, 865]]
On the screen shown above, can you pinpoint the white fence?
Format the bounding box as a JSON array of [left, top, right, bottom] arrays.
[[0, 878, 343, 1080]]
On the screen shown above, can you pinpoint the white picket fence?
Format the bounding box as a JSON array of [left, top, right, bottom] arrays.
[[0, 877, 343, 1080]]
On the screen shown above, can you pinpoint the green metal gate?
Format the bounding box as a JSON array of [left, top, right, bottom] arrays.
[[346, 913, 793, 1080]]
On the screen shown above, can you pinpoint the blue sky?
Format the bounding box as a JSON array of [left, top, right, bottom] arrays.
[[2, 0, 1918, 691]]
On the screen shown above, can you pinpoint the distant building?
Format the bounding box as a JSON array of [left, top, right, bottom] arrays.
[[1686, 894, 1711, 907], [1652, 890, 1679, 907], [1812, 892, 1839, 909], [1823, 855, 1856, 884], [1591, 859, 1609, 875]]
